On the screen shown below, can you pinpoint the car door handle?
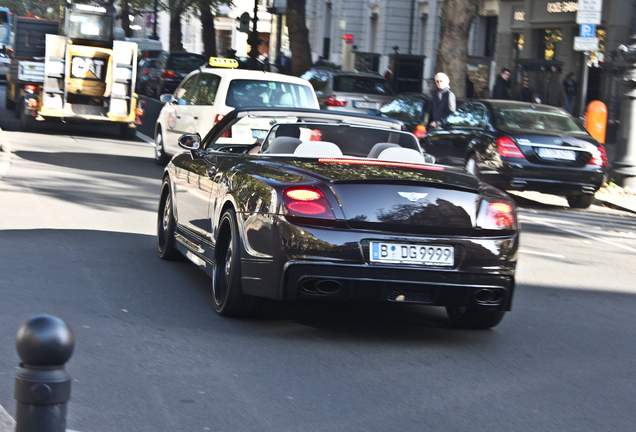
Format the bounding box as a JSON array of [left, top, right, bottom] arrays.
[[194, 116, 198, 120]]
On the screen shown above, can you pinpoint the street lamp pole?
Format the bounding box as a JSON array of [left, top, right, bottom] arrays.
[[612, 37, 636, 188]]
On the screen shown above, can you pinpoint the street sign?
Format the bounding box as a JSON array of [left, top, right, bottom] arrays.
[[576, 0, 602, 24], [580, 24, 596, 38], [574, 36, 599, 51]]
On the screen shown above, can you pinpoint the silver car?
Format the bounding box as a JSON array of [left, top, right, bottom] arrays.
[[301, 67, 395, 114]]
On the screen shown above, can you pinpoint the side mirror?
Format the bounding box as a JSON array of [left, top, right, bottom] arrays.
[[178, 133, 201, 150], [422, 153, 436, 164], [160, 94, 174, 103]]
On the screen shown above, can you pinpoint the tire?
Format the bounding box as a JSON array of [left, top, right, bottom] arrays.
[[120, 123, 137, 140], [5, 85, 14, 110], [145, 80, 156, 98], [465, 155, 479, 178], [212, 208, 263, 317], [157, 178, 180, 260], [154, 128, 170, 165], [446, 307, 505, 330], [567, 194, 594, 209], [19, 99, 37, 133], [155, 82, 164, 100]]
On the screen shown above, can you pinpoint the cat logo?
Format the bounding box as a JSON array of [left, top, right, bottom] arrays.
[[70, 56, 106, 81]]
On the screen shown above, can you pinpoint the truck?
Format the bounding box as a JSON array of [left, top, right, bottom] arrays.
[[5, 3, 142, 138]]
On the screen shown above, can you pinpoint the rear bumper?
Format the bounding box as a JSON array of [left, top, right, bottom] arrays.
[[283, 262, 515, 311], [488, 162, 604, 196]]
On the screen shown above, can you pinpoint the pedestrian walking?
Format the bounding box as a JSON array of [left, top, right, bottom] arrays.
[[562, 72, 577, 113], [315, 56, 326, 67], [514, 76, 539, 103], [492, 68, 511, 100], [428, 72, 456, 128]]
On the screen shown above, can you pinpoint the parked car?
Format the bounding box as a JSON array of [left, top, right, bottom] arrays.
[[421, 100, 607, 208], [156, 108, 519, 329], [376, 93, 432, 138], [301, 67, 395, 113], [154, 58, 319, 164], [135, 57, 156, 94], [145, 51, 207, 98]]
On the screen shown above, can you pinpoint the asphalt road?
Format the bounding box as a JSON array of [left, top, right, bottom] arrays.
[[1, 84, 636, 431]]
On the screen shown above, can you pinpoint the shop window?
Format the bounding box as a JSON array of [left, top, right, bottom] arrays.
[[542, 29, 562, 61], [513, 33, 524, 59]]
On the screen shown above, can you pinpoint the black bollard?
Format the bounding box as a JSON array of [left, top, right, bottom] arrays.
[[14, 315, 74, 432]]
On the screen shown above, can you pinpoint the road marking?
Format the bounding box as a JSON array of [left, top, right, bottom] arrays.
[[137, 131, 155, 144], [519, 249, 566, 259], [523, 215, 636, 253]]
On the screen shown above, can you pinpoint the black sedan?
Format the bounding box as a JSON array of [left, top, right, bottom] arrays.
[[422, 100, 607, 208], [157, 108, 519, 329]]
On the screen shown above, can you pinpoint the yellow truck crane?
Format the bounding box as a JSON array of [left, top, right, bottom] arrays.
[[5, 3, 142, 137]]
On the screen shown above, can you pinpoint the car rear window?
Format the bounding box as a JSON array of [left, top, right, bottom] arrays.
[[495, 108, 587, 134], [166, 54, 207, 71], [379, 97, 426, 122], [226, 80, 318, 109], [333, 76, 394, 95]]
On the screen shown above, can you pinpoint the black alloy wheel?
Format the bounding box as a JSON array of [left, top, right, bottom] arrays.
[[567, 194, 594, 209], [212, 208, 263, 317], [446, 307, 505, 329], [157, 179, 180, 260]]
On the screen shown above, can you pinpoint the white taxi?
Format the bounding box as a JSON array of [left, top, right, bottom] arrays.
[[154, 57, 319, 164]]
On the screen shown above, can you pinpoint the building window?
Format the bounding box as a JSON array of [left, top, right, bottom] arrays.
[[542, 29, 562, 61], [513, 33, 524, 59]]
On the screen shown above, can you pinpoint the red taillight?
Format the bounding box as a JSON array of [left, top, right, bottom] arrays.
[[214, 114, 224, 124], [309, 129, 322, 141], [588, 145, 607, 167], [496, 136, 525, 158], [142, 69, 150, 75], [477, 201, 516, 233], [325, 95, 347, 107], [24, 84, 38, 93], [414, 125, 427, 138], [135, 108, 144, 117], [162, 70, 176, 79], [283, 186, 336, 226]]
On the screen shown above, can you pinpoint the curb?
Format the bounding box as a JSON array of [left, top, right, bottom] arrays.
[[0, 405, 15, 432], [594, 197, 636, 215], [0, 127, 11, 179]]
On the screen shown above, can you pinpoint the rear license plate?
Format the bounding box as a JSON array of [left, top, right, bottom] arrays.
[[252, 129, 268, 139], [537, 147, 576, 160], [370, 242, 454, 266], [354, 101, 379, 109]]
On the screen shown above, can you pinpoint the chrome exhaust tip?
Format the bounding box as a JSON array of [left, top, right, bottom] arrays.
[[473, 288, 504, 305]]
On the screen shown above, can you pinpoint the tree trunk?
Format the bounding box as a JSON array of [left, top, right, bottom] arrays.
[[199, 0, 217, 58], [120, 1, 132, 38], [435, 0, 478, 98], [169, 10, 184, 51], [286, 0, 312, 76]]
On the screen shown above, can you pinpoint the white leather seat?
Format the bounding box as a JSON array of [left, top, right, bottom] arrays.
[[377, 147, 425, 164], [294, 141, 343, 157]]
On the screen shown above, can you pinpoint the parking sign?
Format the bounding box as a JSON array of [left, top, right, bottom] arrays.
[[580, 24, 596, 38]]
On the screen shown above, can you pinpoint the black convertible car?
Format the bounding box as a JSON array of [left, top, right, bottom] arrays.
[[157, 108, 519, 329]]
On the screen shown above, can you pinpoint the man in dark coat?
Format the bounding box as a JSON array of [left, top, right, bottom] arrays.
[[428, 72, 456, 128], [492, 68, 511, 100]]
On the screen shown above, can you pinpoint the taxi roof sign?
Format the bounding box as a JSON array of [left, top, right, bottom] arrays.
[[209, 57, 239, 68]]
